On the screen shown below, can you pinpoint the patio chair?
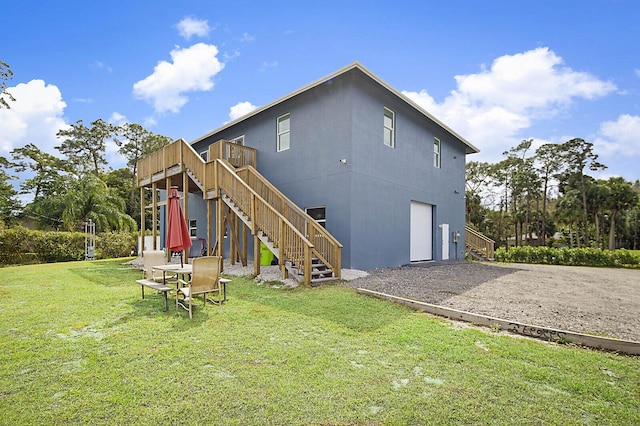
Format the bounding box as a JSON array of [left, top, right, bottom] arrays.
[[176, 256, 223, 319], [142, 250, 177, 283]]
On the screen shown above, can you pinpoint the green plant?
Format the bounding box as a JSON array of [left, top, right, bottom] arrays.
[[494, 246, 640, 268], [1, 260, 639, 425]]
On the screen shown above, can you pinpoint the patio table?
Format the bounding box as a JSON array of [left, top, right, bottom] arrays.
[[152, 264, 231, 302]]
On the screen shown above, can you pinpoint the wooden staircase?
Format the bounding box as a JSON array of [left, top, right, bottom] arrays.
[[221, 193, 337, 286], [465, 225, 495, 261], [137, 139, 342, 285]]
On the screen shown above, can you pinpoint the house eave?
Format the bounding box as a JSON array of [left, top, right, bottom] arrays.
[[192, 62, 480, 155]]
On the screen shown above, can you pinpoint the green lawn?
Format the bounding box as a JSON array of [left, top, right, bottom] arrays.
[[1, 259, 639, 425]]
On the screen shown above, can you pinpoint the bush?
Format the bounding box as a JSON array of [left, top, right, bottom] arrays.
[[31, 230, 85, 263], [494, 246, 640, 268], [96, 231, 136, 259], [0, 227, 137, 266]]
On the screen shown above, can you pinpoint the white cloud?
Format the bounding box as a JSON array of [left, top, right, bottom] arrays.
[[229, 101, 258, 121], [240, 32, 255, 42], [259, 60, 278, 71], [176, 17, 210, 40], [132, 43, 224, 114], [594, 114, 640, 158], [402, 47, 616, 160], [108, 112, 127, 126], [0, 79, 67, 155], [90, 60, 113, 73]]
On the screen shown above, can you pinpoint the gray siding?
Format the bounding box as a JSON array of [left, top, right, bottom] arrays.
[[190, 68, 469, 270]]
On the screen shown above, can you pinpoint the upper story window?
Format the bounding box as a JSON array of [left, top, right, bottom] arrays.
[[383, 107, 395, 148], [199, 150, 208, 162], [434, 137, 441, 168], [277, 113, 290, 152], [230, 135, 245, 145]]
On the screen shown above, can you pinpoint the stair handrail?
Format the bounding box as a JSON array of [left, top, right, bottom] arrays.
[[215, 159, 315, 283], [136, 138, 341, 282], [235, 165, 342, 278], [465, 225, 495, 260]]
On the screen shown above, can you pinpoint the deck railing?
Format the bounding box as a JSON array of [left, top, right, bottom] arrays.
[[465, 225, 495, 260], [215, 160, 314, 282], [136, 139, 341, 284], [208, 140, 257, 169], [236, 165, 342, 278]]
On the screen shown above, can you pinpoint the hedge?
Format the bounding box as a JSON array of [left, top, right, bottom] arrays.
[[0, 226, 137, 266], [494, 246, 640, 268]]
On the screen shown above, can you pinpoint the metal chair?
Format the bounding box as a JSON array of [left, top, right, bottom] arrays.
[[142, 250, 176, 283], [176, 256, 223, 319]]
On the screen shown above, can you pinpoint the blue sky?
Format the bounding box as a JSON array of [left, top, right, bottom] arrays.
[[2, 0, 640, 189]]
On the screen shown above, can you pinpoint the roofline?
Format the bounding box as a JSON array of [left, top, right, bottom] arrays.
[[192, 61, 480, 154]]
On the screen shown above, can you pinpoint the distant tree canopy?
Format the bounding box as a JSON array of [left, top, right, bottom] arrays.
[[467, 138, 639, 251], [6, 119, 173, 232], [0, 60, 15, 109]]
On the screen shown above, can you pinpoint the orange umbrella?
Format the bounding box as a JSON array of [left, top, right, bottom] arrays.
[[166, 187, 192, 266]]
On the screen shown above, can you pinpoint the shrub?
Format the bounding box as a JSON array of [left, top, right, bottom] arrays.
[[96, 231, 136, 259], [31, 230, 85, 263], [494, 246, 640, 268], [0, 227, 137, 266]]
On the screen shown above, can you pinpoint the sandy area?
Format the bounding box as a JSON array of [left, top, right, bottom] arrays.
[[347, 262, 640, 343], [442, 263, 640, 342]]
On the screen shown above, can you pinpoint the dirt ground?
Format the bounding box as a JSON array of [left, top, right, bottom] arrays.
[[346, 262, 640, 343]]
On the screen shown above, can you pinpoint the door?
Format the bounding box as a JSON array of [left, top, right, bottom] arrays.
[[410, 201, 433, 261], [441, 223, 449, 260]]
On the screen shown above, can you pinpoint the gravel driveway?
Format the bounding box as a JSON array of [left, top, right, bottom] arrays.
[[344, 262, 640, 343]]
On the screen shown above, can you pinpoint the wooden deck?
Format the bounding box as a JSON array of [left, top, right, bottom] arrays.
[[137, 139, 342, 285]]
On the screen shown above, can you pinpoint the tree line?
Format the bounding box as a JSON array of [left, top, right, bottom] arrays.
[[0, 119, 172, 232], [467, 138, 640, 251]]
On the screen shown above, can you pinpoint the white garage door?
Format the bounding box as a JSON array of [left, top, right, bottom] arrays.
[[410, 201, 433, 261]]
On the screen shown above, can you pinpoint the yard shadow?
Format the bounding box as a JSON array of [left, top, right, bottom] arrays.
[[234, 284, 413, 333]]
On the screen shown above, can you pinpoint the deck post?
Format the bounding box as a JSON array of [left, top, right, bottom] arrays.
[[254, 234, 260, 277], [183, 172, 189, 264], [140, 186, 145, 252], [207, 199, 213, 256], [152, 182, 158, 250]]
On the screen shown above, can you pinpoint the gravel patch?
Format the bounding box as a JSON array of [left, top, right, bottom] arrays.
[[345, 261, 640, 343]]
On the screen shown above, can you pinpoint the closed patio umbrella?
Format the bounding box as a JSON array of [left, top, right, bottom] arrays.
[[166, 187, 192, 267]]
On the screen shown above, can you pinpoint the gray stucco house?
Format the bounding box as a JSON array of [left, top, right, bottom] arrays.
[[138, 62, 479, 283]]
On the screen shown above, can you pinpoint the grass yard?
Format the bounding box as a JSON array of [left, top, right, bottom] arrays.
[[1, 259, 639, 425]]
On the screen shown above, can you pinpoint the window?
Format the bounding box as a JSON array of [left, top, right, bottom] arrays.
[[434, 137, 441, 168], [230, 135, 245, 145], [277, 113, 290, 151], [383, 107, 395, 148], [189, 219, 197, 237], [306, 206, 326, 228], [199, 150, 208, 162]]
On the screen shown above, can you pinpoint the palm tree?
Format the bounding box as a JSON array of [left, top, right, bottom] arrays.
[[60, 175, 137, 232], [603, 177, 638, 250]]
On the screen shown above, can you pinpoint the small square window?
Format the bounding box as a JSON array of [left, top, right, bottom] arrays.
[[200, 151, 208, 161], [189, 219, 197, 237], [306, 206, 326, 228], [277, 113, 290, 151], [384, 107, 395, 148]]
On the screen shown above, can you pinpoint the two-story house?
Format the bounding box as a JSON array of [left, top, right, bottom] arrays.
[[137, 62, 479, 284]]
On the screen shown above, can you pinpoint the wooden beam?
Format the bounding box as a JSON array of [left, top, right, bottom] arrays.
[[254, 234, 260, 277], [152, 182, 158, 250], [183, 172, 189, 264], [207, 199, 212, 256], [140, 186, 145, 252]]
